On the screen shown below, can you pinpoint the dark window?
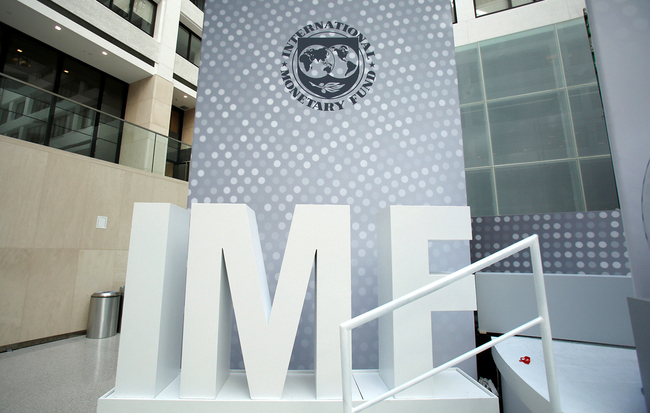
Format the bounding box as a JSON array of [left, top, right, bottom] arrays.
[[451, 0, 457, 24], [3, 34, 58, 91], [59, 58, 102, 108], [169, 106, 184, 141], [100, 77, 128, 118], [189, 0, 205, 12], [97, 0, 157, 36], [0, 24, 128, 164], [176, 24, 201, 66], [474, 0, 543, 18], [131, 0, 156, 35]]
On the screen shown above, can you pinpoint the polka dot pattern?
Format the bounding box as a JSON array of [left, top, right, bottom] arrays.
[[471, 211, 630, 275], [190, 0, 466, 370]]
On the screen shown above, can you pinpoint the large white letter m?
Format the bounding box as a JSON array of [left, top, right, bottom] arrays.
[[179, 204, 351, 400]]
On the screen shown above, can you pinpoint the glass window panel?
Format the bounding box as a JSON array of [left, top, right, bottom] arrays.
[[169, 107, 183, 140], [580, 158, 619, 211], [24, 123, 48, 145], [58, 58, 101, 108], [488, 90, 574, 165], [512, 0, 535, 6], [480, 26, 563, 99], [4, 33, 58, 91], [131, 0, 156, 35], [190, 0, 205, 11], [557, 19, 597, 87], [451, 0, 457, 24], [49, 111, 93, 156], [568, 85, 610, 157], [466, 169, 497, 217], [475, 0, 535, 16], [94, 139, 119, 163], [475, 0, 509, 16], [111, 0, 130, 19], [101, 77, 127, 118], [461, 103, 491, 167], [495, 161, 582, 215], [456, 44, 484, 105], [98, 114, 121, 143], [14, 100, 25, 119], [176, 26, 190, 58], [28, 89, 52, 117], [189, 34, 202, 66]]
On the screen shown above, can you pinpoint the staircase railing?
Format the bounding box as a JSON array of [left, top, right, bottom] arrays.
[[339, 234, 562, 413]]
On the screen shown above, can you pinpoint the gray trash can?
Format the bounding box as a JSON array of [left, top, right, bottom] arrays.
[[86, 291, 121, 339]]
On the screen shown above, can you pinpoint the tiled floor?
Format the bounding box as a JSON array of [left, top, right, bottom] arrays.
[[0, 334, 120, 413]]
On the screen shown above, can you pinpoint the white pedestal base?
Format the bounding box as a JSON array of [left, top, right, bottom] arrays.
[[98, 368, 498, 413]]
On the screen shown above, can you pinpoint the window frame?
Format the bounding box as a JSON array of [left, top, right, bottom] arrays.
[[473, 0, 544, 19], [97, 0, 157, 36], [176, 23, 202, 67], [188, 0, 205, 12]]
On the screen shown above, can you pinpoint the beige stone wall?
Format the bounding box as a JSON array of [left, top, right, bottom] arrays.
[[124, 75, 174, 135], [0, 136, 188, 347]]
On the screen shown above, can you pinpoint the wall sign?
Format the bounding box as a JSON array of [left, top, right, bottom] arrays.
[[280, 21, 376, 111], [188, 0, 473, 375], [110, 203, 476, 402]]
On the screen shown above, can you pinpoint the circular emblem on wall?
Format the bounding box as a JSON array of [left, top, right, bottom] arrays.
[[280, 21, 376, 111]]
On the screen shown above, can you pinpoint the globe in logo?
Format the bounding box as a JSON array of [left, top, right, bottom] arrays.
[[299, 44, 359, 81], [281, 21, 376, 112]]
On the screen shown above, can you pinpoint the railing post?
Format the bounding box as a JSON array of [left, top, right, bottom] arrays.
[[530, 235, 562, 413], [340, 324, 353, 413]]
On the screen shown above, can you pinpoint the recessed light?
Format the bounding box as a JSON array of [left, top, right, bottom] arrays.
[[16, 49, 22, 53], [102, 51, 108, 56], [183, 95, 188, 98], [55, 25, 61, 30], [64, 69, 69, 73]]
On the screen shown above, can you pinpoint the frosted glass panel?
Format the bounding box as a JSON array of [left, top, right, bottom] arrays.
[[466, 170, 496, 216], [489, 91, 573, 165], [569, 85, 610, 157], [480, 26, 563, 100], [557, 19, 598, 87], [456, 44, 484, 105], [580, 158, 619, 211], [461, 103, 490, 168], [496, 161, 582, 215], [458, 18, 619, 217]]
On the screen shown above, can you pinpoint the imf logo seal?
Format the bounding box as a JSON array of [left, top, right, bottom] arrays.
[[281, 21, 376, 111]]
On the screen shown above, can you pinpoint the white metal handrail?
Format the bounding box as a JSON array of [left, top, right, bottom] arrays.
[[339, 234, 562, 413]]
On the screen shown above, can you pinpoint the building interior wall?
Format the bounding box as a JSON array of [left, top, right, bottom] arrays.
[[586, 0, 650, 299], [0, 0, 644, 385], [0, 135, 188, 348]]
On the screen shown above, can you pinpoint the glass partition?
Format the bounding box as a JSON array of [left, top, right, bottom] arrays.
[[0, 72, 190, 181], [459, 18, 617, 216], [0, 76, 52, 145]]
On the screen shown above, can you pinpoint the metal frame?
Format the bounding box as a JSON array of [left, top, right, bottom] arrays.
[[339, 234, 561, 413]]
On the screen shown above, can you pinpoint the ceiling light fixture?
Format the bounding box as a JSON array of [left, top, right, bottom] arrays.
[[17, 49, 22, 53], [55, 25, 61, 30], [183, 95, 188, 98], [102, 51, 108, 56]]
